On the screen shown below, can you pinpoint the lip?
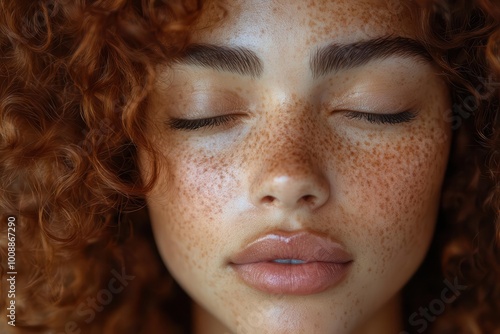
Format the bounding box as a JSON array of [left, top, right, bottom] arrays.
[[229, 231, 353, 295]]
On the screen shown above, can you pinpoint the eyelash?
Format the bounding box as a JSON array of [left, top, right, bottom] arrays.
[[344, 110, 417, 125], [167, 110, 417, 131], [167, 114, 240, 131]]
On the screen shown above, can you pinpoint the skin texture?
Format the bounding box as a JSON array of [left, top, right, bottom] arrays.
[[140, 0, 452, 333]]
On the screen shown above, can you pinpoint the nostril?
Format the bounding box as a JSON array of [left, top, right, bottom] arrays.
[[261, 194, 317, 206], [253, 172, 330, 210], [262, 195, 275, 204], [301, 194, 316, 204]]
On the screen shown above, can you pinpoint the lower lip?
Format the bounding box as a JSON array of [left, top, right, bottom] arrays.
[[231, 261, 352, 295]]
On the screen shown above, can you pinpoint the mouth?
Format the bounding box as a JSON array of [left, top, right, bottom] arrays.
[[229, 231, 353, 295]]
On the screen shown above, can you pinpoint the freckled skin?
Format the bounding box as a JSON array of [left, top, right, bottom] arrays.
[[140, 1, 452, 333]]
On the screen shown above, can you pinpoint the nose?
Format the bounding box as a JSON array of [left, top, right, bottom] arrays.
[[250, 142, 330, 212]]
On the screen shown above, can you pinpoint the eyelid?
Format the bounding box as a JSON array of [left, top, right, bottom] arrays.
[[343, 110, 418, 125]]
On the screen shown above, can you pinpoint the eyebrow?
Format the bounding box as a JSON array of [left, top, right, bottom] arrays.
[[310, 36, 432, 79], [174, 44, 264, 78], [173, 36, 432, 79]]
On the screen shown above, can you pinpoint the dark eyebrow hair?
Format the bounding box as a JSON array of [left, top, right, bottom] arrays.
[[173, 43, 264, 78], [310, 36, 433, 79]]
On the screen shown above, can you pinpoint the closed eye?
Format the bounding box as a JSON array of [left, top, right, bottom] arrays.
[[344, 110, 417, 124], [167, 114, 240, 131], [167, 110, 417, 131]]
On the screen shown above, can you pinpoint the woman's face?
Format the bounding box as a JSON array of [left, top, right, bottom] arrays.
[[141, 0, 452, 332]]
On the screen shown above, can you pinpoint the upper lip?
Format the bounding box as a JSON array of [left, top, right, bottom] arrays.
[[230, 231, 353, 265]]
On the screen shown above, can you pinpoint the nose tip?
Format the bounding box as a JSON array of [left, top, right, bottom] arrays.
[[255, 174, 330, 211]]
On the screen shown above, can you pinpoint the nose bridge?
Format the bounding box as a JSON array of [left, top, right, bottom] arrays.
[[266, 102, 319, 161], [263, 124, 318, 177]]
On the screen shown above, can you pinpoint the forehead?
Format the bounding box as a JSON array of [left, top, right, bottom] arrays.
[[191, 0, 419, 47]]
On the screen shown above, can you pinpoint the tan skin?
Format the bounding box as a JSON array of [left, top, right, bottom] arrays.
[[140, 1, 452, 333]]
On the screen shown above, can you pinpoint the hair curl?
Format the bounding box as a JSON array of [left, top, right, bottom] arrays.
[[0, 0, 498, 333]]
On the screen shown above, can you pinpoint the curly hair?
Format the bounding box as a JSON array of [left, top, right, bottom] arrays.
[[0, 0, 498, 333], [0, 0, 201, 332], [402, 1, 500, 333]]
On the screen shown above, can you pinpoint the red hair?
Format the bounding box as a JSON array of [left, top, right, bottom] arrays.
[[0, 0, 498, 333], [1, 0, 200, 332], [404, 1, 500, 332]]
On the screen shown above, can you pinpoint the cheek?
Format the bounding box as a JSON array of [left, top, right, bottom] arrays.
[[337, 122, 451, 269], [146, 149, 240, 281]]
